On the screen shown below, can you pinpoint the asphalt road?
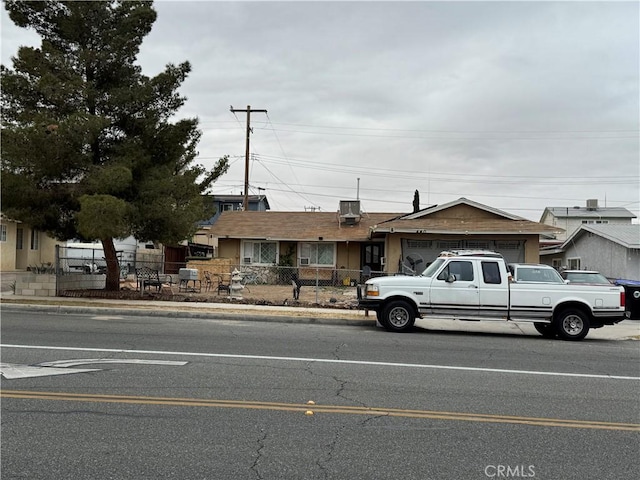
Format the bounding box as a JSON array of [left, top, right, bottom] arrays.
[[2, 310, 639, 480]]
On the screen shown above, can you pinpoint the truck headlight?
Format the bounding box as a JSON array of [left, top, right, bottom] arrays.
[[366, 284, 379, 297]]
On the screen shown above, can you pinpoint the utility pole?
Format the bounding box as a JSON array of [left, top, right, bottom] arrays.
[[230, 105, 267, 210]]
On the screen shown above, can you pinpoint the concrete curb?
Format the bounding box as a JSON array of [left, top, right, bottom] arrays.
[[3, 297, 638, 340], [0, 302, 376, 327]]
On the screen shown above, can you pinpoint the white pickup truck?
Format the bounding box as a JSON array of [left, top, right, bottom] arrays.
[[357, 251, 628, 340]]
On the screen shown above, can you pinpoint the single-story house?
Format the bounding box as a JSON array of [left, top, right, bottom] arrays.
[[539, 224, 640, 280], [0, 215, 61, 271], [208, 197, 561, 282]]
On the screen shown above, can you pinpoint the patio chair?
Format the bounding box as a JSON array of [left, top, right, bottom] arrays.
[[203, 271, 214, 292], [215, 274, 230, 295]]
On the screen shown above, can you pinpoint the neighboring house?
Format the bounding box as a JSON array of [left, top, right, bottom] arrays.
[[0, 212, 167, 274], [539, 224, 640, 280], [199, 194, 270, 226], [192, 194, 271, 254], [0, 215, 61, 271], [208, 198, 560, 280], [540, 199, 636, 242]]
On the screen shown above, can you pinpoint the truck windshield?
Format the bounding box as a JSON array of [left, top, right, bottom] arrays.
[[421, 258, 445, 277]]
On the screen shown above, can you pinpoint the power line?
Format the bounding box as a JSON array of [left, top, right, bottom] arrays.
[[265, 112, 303, 193], [254, 157, 636, 187], [254, 153, 635, 181], [267, 121, 640, 135], [252, 155, 321, 210], [258, 126, 637, 141], [198, 119, 639, 136]]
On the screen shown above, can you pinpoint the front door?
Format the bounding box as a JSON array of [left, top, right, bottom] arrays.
[[361, 243, 384, 278]]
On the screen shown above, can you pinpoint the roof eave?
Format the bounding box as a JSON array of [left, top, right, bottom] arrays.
[[372, 228, 556, 235]]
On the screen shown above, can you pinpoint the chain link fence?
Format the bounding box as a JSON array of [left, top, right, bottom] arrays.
[[52, 245, 388, 305]]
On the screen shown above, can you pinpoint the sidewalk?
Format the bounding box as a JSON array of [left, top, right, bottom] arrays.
[[2, 293, 639, 341]]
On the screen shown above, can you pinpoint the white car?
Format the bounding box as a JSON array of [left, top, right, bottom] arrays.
[[561, 270, 613, 285]]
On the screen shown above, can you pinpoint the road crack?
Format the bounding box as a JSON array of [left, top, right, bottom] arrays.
[[250, 430, 267, 480]]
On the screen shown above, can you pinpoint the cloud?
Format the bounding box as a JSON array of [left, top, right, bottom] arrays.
[[2, 0, 638, 220]]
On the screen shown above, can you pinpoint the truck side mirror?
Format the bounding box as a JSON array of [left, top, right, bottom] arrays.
[[446, 274, 456, 283]]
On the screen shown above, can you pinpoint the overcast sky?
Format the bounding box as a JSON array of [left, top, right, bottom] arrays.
[[2, 1, 639, 221]]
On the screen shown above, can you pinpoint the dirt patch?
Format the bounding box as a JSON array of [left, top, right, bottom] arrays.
[[59, 283, 360, 310]]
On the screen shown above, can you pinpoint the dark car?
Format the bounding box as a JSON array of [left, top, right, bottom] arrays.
[[560, 270, 613, 285]]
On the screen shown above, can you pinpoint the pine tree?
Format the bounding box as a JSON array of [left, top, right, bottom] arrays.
[[1, 1, 229, 290]]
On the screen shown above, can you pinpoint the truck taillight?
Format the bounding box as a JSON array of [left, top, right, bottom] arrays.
[[621, 291, 625, 307]]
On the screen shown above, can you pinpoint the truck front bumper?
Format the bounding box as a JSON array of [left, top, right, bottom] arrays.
[[358, 299, 383, 311]]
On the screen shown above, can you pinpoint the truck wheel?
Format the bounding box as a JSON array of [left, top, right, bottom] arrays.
[[555, 309, 590, 341], [382, 301, 416, 333], [534, 323, 556, 338], [376, 310, 388, 327]]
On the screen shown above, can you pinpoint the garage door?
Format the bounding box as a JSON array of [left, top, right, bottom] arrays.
[[401, 239, 525, 274]]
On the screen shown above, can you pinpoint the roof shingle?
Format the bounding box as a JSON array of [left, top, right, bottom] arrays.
[[208, 211, 400, 241]]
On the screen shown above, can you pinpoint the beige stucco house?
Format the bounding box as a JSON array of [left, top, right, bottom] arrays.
[[207, 198, 560, 282]]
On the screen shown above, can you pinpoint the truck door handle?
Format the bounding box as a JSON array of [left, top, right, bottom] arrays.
[[468, 285, 478, 289]]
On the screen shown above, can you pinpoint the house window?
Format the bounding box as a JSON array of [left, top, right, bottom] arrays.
[[568, 258, 581, 270], [299, 242, 335, 266], [30, 230, 39, 250], [0, 225, 6, 242], [551, 258, 562, 269], [242, 241, 277, 265], [407, 240, 432, 248], [222, 203, 234, 212], [437, 240, 462, 250], [467, 241, 489, 250], [16, 228, 23, 249], [495, 241, 521, 250]]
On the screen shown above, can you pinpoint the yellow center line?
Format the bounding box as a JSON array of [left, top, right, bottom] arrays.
[[2, 389, 638, 432]]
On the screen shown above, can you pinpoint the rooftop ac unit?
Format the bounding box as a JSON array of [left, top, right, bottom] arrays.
[[339, 200, 361, 224], [586, 199, 598, 211], [339, 200, 360, 216]]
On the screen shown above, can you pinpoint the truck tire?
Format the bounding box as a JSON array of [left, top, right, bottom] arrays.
[[382, 300, 416, 333], [376, 310, 388, 327], [554, 308, 590, 341], [534, 323, 556, 338]]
